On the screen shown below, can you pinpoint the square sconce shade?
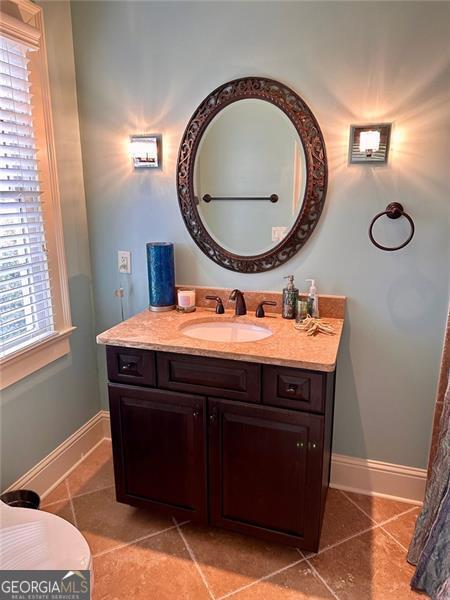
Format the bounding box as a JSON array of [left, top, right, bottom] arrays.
[[349, 123, 391, 164], [129, 135, 162, 169]]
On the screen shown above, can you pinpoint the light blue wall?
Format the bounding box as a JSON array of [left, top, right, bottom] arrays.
[[0, 1, 100, 490], [71, 1, 449, 469]]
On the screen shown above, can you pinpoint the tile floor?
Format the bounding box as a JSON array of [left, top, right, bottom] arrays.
[[41, 440, 423, 599]]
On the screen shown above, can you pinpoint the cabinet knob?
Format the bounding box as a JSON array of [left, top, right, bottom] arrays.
[[286, 384, 298, 394], [209, 413, 217, 424], [193, 409, 200, 418]]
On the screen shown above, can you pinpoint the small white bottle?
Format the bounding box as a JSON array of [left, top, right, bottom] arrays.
[[306, 279, 319, 318]]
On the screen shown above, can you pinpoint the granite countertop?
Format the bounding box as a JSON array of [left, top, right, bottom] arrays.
[[97, 307, 344, 372]]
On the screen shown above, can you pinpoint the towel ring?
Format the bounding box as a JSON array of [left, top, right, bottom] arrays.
[[369, 202, 415, 251]]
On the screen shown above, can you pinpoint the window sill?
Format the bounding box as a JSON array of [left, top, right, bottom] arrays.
[[0, 326, 76, 390]]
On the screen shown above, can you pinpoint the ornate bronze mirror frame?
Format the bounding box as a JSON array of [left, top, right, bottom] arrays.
[[176, 77, 328, 273]]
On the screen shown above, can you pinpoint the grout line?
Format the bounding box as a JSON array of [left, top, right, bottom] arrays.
[[66, 479, 78, 529], [41, 496, 71, 509], [341, 490, 378, 524], [376, 505, 418, 527], [227, 504, 421, 599], [378, 525, 409, 552], [218, 554, 307, 599], [303, 554, 340, 600], [341, 490, 417, 531], [211, 508, 420, 600], [70, 484, 116, 501], [40, 484, 116, 508], [308, 497, 417, 558], [173, 517, 215, 600], [93, 521, 190, 559], [314, 523, 376, 556], [39, 438, 109, 505]]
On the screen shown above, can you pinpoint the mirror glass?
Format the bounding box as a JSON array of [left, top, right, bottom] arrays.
[[194, 99, 306, 256]]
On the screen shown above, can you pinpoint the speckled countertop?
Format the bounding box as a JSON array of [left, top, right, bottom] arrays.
[[97, 307, 344, 372]]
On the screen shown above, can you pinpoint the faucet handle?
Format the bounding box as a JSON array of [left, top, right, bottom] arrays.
[[255, 300, 277, 318], [205, 295, 225, 314]]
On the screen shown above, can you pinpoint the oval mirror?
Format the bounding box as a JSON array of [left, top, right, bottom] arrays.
[[177, 77, 327, 273]]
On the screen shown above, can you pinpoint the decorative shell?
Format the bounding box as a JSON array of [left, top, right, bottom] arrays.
[[294, 315, 335, 336]]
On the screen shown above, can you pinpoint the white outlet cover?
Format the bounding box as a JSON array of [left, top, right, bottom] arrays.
[[272, 227, 288, 242], [118, 250, 131, 274]]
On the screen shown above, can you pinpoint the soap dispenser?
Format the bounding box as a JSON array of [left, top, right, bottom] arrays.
[[306, 279, 319, 318], [282, 275, 298, 319]]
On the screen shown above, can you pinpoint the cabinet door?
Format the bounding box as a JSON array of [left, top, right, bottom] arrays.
[[109, 384, 207, 522], [208, 399, 323, 549]]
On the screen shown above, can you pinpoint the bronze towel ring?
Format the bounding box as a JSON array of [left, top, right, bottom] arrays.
[[369, 202, 415, 251]]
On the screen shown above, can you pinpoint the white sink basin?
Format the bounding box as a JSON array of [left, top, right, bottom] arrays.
[[181, 320, 273, 343]]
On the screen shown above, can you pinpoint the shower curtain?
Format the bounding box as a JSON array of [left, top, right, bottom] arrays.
[[407, 378, 450, 599]]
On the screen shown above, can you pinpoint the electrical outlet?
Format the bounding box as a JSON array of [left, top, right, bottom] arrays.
[[118, 250, 131, 274], [272, 227, 287, 242]]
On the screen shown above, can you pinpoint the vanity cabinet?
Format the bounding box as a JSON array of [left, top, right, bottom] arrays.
[[108, 384, 207, 522], [107, 346, 335, 551]]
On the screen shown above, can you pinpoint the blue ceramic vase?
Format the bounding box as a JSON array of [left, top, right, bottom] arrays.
[[146, 242, 175, 311]]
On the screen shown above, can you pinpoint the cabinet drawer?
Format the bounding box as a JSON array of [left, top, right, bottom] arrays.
[[157, 352, 260, 402], [262, 365, 324, 413], [107, 346, 155, 386]]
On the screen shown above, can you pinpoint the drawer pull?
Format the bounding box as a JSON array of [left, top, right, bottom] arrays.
[[121, 362, 138, 373], [286, 384, 298, 395]]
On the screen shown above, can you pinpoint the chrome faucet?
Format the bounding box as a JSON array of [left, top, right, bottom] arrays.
[[229, 289, 247, 316]]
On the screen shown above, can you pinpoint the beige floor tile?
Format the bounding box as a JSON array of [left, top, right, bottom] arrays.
[[318, 489, 373, 551], [66, 440, 114, 497], [310, 528, 421, 599], [382, 507, 420, 550], [179, 524, 300, 598], [92, 527, 210, 600], [40, 481, 69, 506], [72, 486, 174, 555], [231, 562, 336, 599], [41, 499, 74, 525], [343, 491, 413, 524]]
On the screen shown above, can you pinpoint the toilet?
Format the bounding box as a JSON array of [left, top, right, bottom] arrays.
[[0, 500, 92, 573]]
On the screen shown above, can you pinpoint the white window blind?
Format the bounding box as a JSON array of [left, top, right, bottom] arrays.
[[0, 34, 54, 358]]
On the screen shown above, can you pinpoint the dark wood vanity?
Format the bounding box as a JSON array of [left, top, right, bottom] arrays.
[[106, 344, 336, 551], [103, 74, 337, 552]]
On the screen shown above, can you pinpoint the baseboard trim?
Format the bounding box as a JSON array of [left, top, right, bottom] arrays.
[[330, 453, 426, 504], [101, 409, 111, 439], [5, 411, 110, 499], [5, 411, 426, 505]]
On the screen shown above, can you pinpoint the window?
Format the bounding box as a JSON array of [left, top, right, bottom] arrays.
[[0, 34, 54, 356], [0, 0, 73, 389]]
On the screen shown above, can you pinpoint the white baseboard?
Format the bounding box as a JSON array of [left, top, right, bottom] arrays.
[[5, 411, 110, 500], [330, 453, 426, 504], [5, 410, 426, 505], [101, 409, 111, 439]]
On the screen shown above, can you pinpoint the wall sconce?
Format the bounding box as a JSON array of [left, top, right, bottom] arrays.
[[129, 134, 162, 169], [349, 123, 391, 164]]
